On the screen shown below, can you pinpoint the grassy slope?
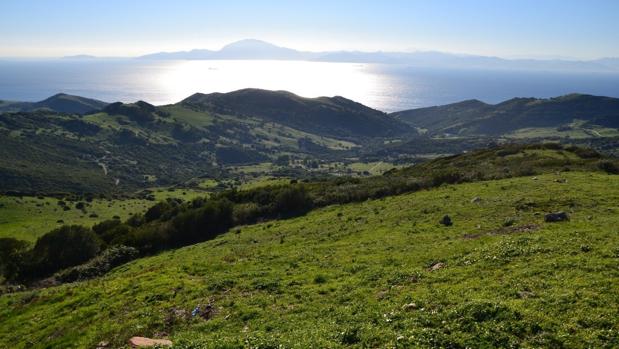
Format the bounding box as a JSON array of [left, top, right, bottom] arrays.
[[0, 187, 214, 242], [1, 171, 618, 348], [0, 196, 152, 242]]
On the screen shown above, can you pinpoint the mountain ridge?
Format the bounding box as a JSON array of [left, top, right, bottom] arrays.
[[0, 93, 108, 115], [137, 39, 619, 72], [392, 93, 619, 136]]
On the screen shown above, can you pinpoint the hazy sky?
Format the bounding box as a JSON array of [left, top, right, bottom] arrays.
[[1, 0, 618, 59]]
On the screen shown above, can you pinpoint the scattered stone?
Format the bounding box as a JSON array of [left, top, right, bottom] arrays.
[[544, 212, 569, 223], [470, 196, 481, 204], [428, 262, 445, 272], [164, 307, 189, 327], [95, 341, 109, 349], [402, 302, 418, 311], [376, 290, 389, 300], [439, 215, 453, 226], [532, 177, 538, 180], [128, 337, 172, 347], [517, 291, 536, 299]]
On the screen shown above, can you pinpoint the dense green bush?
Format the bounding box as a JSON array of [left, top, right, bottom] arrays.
[[25, 225, 102, 279], [0, 238, 30, 281], [54, 245, 139, 283], [144, 198, 183, 222], [171, 199, 234, 245], [598, 160, 619, 174]]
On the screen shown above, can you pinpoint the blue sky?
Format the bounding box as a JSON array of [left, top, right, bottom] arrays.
[[1, 0, 618, 59]]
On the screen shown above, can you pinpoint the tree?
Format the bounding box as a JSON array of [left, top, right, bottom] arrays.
[[28, 225, 102, 278], [0, 238, 29, 281]]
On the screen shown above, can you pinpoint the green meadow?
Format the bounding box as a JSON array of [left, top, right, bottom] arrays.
[[2, 171, 618, 348]]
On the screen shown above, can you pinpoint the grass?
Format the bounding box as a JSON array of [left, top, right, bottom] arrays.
[[0, 196, 153, 242], [1, 171, 619, 348], [346, 161, 402, 175], [506, 123, 619, 140]]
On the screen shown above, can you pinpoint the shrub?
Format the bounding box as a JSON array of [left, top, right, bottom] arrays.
[[172, 199, 234, 245], [597, 160, 619, 174], [431, 170, 463, 186], [54, 245, 139, 283], [0, 238, 30, 281], [232, 202, 262, 225], [273, 186, 313, 217], [144, 199, 181, 222], [92, 219, 122, 236], [25, 225, 102, 279]]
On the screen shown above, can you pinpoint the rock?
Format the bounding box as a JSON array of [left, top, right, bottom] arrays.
[[439, 215, 453, 226], [96, 341, 109, 349], [129, 337, 172, 347], [428, 262, 445, 271], [402, 302, 418, 311], [470, 197, 481, 203], [517, 291, 536, 299], [532, 177, 538, 180], [544, 211, 569, 222]]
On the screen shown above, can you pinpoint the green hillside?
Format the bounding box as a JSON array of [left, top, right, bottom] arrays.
[[393, 94, 619, 137], [0, 90, 409, 195], [0, 93, 108, 115], [181, 88, 411, 139], [1, 167, 619, 347]]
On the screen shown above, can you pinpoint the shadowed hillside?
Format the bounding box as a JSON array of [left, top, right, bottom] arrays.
[[0, 93, 108, 115], [181, 88, 411, 139], [393, 94, 619, 136]]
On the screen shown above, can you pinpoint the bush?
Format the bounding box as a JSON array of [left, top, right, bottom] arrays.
[[598, 160, 619, 174], [0, 238, 29, 281], [273, 186, 313, 217], [25, 225, 102, 279], [54, 245, 139, 283], [92, 219, 122, 236], [172, 199, 234, 245], [431, 170, 463, 186], [144, 199, 181, 222], [232, 202, 262, 225]]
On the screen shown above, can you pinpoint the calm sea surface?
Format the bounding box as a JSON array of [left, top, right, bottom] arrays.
[[1, 59, 619, 112]]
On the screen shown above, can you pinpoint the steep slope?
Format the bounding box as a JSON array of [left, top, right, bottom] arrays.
[[181, 88, 411, 139], [1, 170, 618, 348], [391, 99, 492, 133], [0, 93, 108, 115], [393, 94, 619, 136]]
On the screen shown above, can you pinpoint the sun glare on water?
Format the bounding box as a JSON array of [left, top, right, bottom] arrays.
[[156, 60, 386, 106]]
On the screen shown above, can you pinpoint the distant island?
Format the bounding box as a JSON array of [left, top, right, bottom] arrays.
[[132, 39, 619, 72]]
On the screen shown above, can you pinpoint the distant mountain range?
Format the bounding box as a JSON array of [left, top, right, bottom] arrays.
[[136, 39, 619, 72]]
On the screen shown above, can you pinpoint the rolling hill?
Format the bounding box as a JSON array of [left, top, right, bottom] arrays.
[[180, 88, 410, 139], [393, 94, 619, 136], [0, 90, 410, 194], [0, 93, 108, 115]]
